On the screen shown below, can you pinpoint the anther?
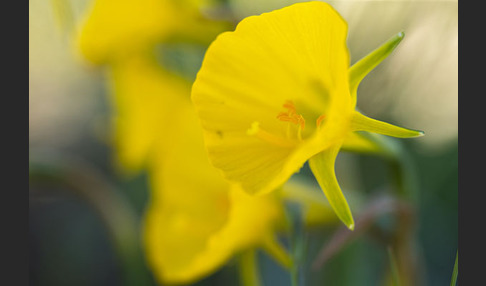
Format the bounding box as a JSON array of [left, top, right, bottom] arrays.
[[276, 100, 305, 130], [316, 114, 326, 128], [247, 121, 298, 148]]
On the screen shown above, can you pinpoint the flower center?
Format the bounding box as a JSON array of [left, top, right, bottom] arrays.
[[276, 100, 306, 131], [247, 121, 298, 148], [247, 100, 327, 148]]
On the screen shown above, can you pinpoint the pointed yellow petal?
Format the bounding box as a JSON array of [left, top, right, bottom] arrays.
[[350, 111, 424, 138], [308, 145, 355, 230], [192, 1, 352, 195], [349, 32, 404, 104]]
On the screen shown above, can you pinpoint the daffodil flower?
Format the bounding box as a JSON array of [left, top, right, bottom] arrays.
[[76, 0, 229, 173], [106, 55, 189, 173], [191, 1, 423, 230], [143, 103, 290, 284], [77, 0, 228, 64]]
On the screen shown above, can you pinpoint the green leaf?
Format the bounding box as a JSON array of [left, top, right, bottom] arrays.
[[450, 250, 458, 286], [284, 202, 307, 286], [308, 145, 355, 230], [349, 32, 405, 104], [387, 246, 401, 286]]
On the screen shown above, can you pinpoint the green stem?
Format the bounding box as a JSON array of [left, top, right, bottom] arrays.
[[450, 250, 458, 286], [261, 235, 292, 270], [285, 202, 306, 286], [291, 269, 298, 286], [374, 135, 429, 286], [238, 250, 262, 286], [388, 246, 401, 286]]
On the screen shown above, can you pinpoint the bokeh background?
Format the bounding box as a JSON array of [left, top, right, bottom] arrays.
[[29, 0, 458, 285]]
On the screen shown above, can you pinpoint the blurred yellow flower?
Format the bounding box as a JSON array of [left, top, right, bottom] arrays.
[[143, 103, 290, 284], [191, 1, 423, 229], [106, 55, 189, 173], [77, 0, 227, 64], [76, 0, 229, 173]]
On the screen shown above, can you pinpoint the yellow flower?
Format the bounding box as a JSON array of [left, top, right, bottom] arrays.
[[77, 0, 228, 64], [191, 1, 423, 229], [106, 54, 189, 173], [143, 103, 290, 284], [76, 0, 230, 173]]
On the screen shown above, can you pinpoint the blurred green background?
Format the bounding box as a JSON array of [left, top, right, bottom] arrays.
[[29, 0, 457, 285]]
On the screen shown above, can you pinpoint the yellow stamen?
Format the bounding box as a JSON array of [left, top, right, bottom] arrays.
[[247, 122, 298, 148], [316, 114, 326, 128], [276, 100, 305, 130]]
